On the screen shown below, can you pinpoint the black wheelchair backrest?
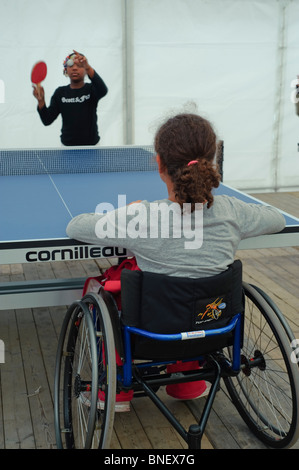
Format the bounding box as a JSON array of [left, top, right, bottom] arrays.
[[120, 260, 243, 360]]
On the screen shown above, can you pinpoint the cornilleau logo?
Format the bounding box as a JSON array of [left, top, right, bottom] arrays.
[[25, 245, 126, 262]]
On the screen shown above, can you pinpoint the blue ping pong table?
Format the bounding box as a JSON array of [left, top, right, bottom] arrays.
[[0, 146, 298, 309]]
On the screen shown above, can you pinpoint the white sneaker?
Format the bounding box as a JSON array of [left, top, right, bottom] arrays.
[[79, 391, 131, 412]]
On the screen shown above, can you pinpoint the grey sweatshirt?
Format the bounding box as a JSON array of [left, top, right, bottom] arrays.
[[66, 195, 285, 278]]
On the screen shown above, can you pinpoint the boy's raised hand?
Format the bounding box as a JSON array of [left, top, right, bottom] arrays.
[[73, 50, 94, 78]]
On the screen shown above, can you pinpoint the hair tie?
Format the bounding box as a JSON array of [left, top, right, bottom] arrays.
[[187, 160, 198, 166]]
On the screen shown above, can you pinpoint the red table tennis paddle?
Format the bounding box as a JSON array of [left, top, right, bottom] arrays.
[[31, 61, 47, 99]]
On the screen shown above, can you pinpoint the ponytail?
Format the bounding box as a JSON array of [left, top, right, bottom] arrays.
[[154, 113, 221, 211], [173, 159, 220, 210]]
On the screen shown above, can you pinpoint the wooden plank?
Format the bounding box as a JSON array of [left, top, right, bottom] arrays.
[[246, 255, 299, 298], [32, 306, 60, 402], [0, 309, 35, 448], [15, 307, 56, 449], [130, 388, 213, 449], [131, 393, 188, 449], [187, 387, 267, 449], [156, 388, 213, 449], [112, 405, 153, 449], [238, 250, 299, 336], [251, 192, 299, 218], [0, 191, 298, 449]]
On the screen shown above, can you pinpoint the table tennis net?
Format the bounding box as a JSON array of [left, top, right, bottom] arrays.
[[0, 146, 156, 176]]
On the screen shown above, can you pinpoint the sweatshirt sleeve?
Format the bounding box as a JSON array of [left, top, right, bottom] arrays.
[[66, 198, 287, 250], [37, 89, 60, 125], [66, 202, 149, 248], [90, 71, 108, 100], [66, 213, 105, 244], [227, 197, 286, 239], [66, 205, 131, 246]]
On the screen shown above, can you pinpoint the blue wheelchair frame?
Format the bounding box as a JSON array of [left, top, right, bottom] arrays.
[[116, 312, 243, 448], [54, 278, 299, 450], [122, 313, 242, 386]]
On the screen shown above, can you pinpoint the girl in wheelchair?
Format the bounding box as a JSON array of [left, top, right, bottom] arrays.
[[66, 112, 285, 411]]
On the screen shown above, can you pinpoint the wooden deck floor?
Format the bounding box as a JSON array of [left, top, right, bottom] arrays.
[[0, 192, 298, 450]]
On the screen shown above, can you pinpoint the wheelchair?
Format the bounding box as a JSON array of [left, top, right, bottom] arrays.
[[54, 260, 299, 449]]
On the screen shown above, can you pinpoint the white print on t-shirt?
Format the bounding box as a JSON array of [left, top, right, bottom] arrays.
[[61, 94, 91, 103]]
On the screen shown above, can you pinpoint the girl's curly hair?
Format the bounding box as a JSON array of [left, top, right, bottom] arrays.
[[154, 113, 221, 211]]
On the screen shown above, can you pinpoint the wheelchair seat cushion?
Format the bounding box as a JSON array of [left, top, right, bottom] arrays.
[[121, 260, 243, 360]]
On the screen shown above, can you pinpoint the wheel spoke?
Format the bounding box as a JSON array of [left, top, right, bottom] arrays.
[[225, 283, 299, 448], [54, 293, 117, 449]]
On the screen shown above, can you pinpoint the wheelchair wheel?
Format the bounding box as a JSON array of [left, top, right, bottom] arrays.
[[250, 284, 295, 342], [224, 282, 299, 448], [54, 293, 116, 449]]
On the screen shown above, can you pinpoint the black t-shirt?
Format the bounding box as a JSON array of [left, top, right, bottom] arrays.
[[38, 71, 108, 145]]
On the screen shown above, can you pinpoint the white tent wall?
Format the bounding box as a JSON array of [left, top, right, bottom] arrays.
[[0, 0, 298, 192], [277, 1, 299, 190], [0, 0, 124, 147], [132, 0, 298, 191]]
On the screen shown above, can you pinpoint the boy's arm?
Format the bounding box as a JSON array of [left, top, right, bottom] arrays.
[[73, 50, 108, 98], [90, 70, 108, 99], [36, 90, 60, 126], [32, 84, 46, 109]]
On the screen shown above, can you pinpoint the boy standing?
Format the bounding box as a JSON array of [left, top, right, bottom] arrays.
[[33, 50, 108, 146]]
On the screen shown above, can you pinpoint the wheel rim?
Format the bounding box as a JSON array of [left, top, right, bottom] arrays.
[[225, 283, 299, 448], [54, 294, 117, 449]]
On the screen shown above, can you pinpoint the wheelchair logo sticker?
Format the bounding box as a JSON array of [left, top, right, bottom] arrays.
[[196, 297, 226, 323]]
